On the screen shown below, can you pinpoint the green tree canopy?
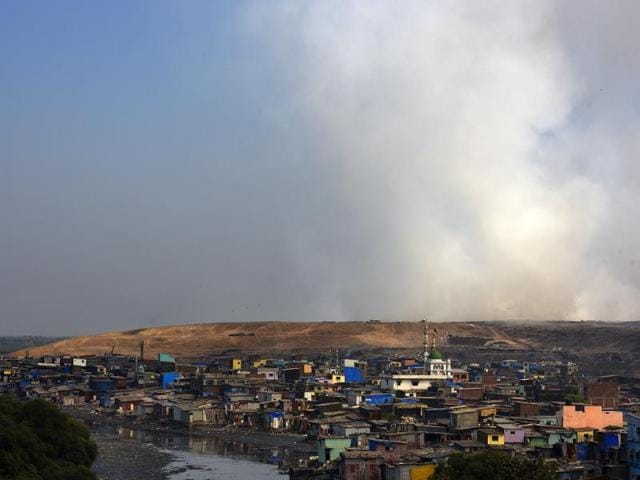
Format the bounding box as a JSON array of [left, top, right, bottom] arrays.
[[0, 395, 97, 480], [435, 450, 557, 480]]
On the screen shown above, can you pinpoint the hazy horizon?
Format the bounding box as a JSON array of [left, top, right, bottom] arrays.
[[3, 1, 640, 335]]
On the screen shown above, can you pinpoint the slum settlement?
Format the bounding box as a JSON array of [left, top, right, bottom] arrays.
[[3, 321, 640, 480]]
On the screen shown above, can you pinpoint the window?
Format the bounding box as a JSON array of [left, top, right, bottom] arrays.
[[492, 435, 499, 441], [412, 380, 419, 386]]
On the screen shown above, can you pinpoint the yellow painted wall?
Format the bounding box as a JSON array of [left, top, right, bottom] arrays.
[[479, 431, 505, 446], [252, 359, 267, 368], [232, 358, 242, 370], [480, 407, 497, 418], [331, 375, 345, 384], [576, 430, 594, 443], [410, 464, 436, 480], [302, 364, 313, 374]]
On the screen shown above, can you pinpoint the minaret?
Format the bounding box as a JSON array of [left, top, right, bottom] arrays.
[[423, 319, 429, 366], [431, 325, 437, 352]]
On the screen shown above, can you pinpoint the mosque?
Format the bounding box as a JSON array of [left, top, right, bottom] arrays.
[[380, 319, 452, 392]]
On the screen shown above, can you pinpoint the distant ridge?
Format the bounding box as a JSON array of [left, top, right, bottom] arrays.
[[0, 336, 66, 354]]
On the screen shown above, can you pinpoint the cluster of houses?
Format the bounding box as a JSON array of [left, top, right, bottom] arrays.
[[3, 323, 640, 480]]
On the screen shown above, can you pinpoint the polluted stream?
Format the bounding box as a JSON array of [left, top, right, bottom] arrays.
[[89, 423, 300, 480]]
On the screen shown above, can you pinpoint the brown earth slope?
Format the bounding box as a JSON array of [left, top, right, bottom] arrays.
[[13, 321, 490, 358], [11, 321, 640, 365]]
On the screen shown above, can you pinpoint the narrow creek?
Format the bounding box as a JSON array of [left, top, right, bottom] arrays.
[[89, 423, 301, 479]]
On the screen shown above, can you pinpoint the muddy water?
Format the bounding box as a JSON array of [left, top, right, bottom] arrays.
[[92, 424, 294, 479], [163, 450, 284, 480]]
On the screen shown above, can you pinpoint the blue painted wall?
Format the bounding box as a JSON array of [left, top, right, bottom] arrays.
[[160, 371, 180, 389], [344, 367, 363, 383]]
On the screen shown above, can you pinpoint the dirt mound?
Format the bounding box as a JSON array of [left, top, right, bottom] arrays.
[[12, 321, 486, 358], [12, 320, 640, 362]]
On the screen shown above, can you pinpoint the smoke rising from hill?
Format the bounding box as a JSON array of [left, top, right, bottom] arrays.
[[239, 0, 640, 322]]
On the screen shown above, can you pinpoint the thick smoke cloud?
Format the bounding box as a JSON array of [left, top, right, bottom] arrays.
[[2, 1, 639, 335], [241, 0, 640, 322]]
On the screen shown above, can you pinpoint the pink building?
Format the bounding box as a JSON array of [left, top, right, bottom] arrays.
[[500, 424, 526, 444], [559, 405, 623, 430]]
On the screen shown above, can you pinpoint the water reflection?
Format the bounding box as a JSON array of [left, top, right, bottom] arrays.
[[163, 450, 285, 480], [90, 422, 307, 470]]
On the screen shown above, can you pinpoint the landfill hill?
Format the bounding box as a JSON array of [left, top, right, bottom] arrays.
[[11, 321, 640, 373]]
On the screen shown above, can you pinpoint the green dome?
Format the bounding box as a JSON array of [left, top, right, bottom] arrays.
[[429, 349, 443, 360]]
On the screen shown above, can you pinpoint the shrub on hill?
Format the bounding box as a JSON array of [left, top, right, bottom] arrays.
[[0, 395, 97, 480]]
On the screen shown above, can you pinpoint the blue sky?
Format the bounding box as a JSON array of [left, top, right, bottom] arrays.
[[1, 1, 291, 334]]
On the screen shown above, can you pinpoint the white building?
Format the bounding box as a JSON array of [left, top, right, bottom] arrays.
[[380, 374, 434, 392], [380, 320, 452, 392]]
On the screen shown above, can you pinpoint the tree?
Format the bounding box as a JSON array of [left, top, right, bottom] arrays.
[[564, 385, 587, 404], [0, 395, 97, 480], [435, 450, 558, 480]]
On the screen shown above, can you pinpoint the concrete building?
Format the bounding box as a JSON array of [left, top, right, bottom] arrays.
[[477, 429, 504, 446], [585, 382, 619, 409], [318, 437, 352, 463], [450, 408, 479, 430], [558, 405, 623, 430], [339, 450, 385, 480], [627, 413, 640, 480], [499, 424, 525, 445]]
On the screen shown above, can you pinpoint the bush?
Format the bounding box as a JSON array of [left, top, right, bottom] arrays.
[[435, 449, 557, 480], [0, 395, 97, 480]]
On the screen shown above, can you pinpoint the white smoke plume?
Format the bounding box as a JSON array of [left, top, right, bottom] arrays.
[[239, 0, 640, 322]]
